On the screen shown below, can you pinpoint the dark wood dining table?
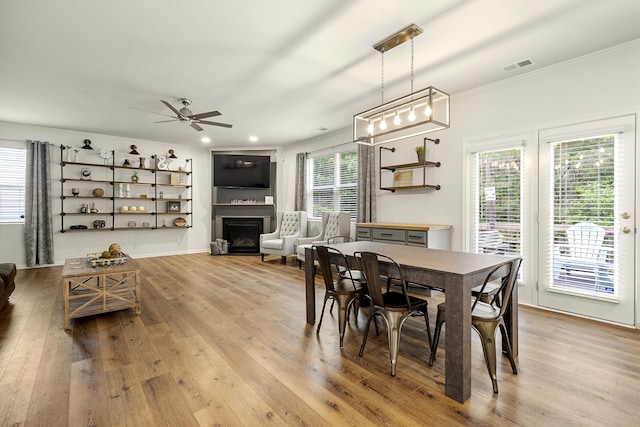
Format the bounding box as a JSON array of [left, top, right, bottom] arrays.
[[304, 241, 521, 403]]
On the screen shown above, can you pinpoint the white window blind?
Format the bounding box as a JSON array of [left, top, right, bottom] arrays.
[[308, 150, 357, 221], [550, 135, 615, 294], [0, 146, 26, 222], [470, 148, 522, 257]]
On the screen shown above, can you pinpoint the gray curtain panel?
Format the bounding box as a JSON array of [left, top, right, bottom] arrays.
[[357, 144, 376, 223], [25, 140, 55, 266], [294, 152, 306, 211]]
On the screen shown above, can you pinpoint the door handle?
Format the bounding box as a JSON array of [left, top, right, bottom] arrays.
[[621, 212, 630, 219], [622, 226, 631, 234]]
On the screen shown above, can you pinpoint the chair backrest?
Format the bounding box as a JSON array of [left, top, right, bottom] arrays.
[[315, 245, 358, 292], [472, 258, 523, 318], [323, 211, 351, 240], [356, 251, 412, 308], [279, 211, 306, 237], [566, 222, 606, 260]]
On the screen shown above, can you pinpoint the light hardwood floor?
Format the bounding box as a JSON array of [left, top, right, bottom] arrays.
[[1, 253, 639, 426]]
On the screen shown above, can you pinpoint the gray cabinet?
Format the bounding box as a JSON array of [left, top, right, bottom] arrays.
[[356, 223, 451, 250]]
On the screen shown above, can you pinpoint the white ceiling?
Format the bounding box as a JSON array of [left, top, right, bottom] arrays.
[[1, 0, 639, 149]]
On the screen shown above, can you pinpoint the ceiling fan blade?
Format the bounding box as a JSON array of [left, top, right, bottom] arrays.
[[161, 100, 183, 118], [198, 119, 233, 128], [130, 106, 175, 119], [154, 119, 178, 123], [190, 110, 221, 120], [190, 122, 204, 131]]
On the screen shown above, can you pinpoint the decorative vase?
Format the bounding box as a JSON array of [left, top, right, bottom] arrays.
[[417, 152, 425, 163]]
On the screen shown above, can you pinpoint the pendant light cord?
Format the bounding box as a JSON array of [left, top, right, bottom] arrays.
[[380, 48, 385, 104], [410, 30, 415, 93]]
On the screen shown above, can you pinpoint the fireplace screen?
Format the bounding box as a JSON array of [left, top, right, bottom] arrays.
[[222, 218, 264, 254]]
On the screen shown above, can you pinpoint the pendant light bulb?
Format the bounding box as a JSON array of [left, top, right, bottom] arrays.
[[367, 120, 374, 135], [393, 110, 401, 125], [408, 106, 416, 122], [379, 116, 387, 130], [424, 103, 432, 117]]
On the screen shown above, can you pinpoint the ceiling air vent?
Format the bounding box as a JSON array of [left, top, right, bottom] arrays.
[[503, 58, 535, 72]]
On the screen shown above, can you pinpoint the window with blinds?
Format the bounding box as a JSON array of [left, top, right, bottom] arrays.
[[308, 150, 357, 221], [550, 135, 615, 294], [471, 148, 522, 257], [0, 146, 26, 222]]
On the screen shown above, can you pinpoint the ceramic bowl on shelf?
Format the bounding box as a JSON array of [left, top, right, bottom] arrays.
[[174, 217, 187, 227]]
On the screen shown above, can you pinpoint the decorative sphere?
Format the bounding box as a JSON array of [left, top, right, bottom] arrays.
[[120, 206, 129, 212], [137, 206, 145, 212], [129, 206, 138, 212]]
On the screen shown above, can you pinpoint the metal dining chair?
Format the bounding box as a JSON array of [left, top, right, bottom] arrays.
[[355, 251, 432, 376], [325, 236, 367, 316], [429, 258, 522, 393], [314, 245, 368, 347]]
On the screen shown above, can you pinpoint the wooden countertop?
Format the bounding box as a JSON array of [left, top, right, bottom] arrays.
[[356, 222, 452, 231]]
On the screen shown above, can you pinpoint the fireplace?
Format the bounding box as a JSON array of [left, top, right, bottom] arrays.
[[222, 217, 264, 254]]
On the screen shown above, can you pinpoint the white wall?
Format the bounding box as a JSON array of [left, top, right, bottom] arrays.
[[0, 122, 212, 267]]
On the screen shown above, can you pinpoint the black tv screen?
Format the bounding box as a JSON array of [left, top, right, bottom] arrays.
[[214, 154, 271, 188]]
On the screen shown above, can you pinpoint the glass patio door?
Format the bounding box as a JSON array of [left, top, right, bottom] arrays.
[[538, 116, 635, 325]]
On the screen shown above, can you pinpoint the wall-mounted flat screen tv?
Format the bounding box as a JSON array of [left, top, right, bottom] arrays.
[[213, 154, 271, 188]]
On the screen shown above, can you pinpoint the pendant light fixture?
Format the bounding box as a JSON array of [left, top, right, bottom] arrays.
[[354, 24, 450, 146]]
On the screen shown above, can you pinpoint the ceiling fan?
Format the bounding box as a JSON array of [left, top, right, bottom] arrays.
[[156, 98, 232, 131]]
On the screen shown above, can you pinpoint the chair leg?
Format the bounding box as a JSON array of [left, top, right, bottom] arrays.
[[422, 308, 432, 351], [298, 259, 302, 269], [429, 308, 445, 366], [473, 321, 500, 393], [281, 256, 287, 265], [261, 253, 264, 262], [317, 294, 331, 335], [336, 293, 353, 347], [498, 321, 518, 374], [386, 311, 408, 377], [359, 310, 379, 357]]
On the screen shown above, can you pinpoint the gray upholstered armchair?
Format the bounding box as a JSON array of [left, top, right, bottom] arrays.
[[260, 211, 307, 264], [296, 211, 351, 268]]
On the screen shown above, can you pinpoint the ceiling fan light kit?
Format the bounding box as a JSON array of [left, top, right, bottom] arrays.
[[354, 24, 450, 147], [159, 98, 232, 132]]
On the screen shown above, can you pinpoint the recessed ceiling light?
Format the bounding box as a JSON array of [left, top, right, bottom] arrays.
[[201, 137, 211, 143], [249, 136, 258, 142]]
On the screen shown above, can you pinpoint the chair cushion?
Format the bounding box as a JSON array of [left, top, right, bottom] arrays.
[[262, 239, 284, 250], [296, 243, 312, 260]]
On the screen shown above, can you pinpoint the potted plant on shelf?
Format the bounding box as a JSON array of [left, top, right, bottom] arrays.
[[415, 145, 425, 163]]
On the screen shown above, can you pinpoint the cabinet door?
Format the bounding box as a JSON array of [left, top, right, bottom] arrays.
[[356, 227, 371, 241], [371, 228, 405, 243]]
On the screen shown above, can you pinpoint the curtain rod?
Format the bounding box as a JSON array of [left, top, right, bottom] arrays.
[[0, 137, 27, 143], [305, 139, 358, 156], [0, 138, 58, 147]]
